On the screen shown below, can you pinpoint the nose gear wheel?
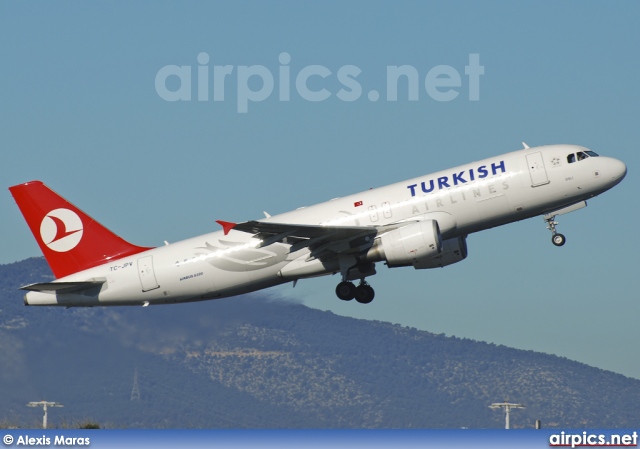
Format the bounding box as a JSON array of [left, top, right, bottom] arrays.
[[544, 215, 566, 247]]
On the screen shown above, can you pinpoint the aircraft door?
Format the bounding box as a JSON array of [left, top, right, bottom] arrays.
[[368, 205, 379, 222], [138, 255, 160, 292], [526, 152, 550, 187], [382, 201, 393, 219]]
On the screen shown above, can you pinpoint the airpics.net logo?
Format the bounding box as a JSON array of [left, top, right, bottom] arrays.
[[40, 208, 83, 253], [155, 52, 484, 113]]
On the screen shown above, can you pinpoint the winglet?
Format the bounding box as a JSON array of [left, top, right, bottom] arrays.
[[216, 220, 237, 235]]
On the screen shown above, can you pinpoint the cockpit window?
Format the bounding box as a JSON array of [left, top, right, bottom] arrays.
[[568, 151, 598, 163]]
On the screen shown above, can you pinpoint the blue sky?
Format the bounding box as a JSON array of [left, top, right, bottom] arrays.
[[2, 2, 639, 379]]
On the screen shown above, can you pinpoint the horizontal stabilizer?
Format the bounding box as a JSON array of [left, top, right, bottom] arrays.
[[20, 279, 106, 293]]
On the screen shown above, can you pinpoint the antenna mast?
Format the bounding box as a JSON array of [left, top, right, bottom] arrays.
[[27, 401, 63, 429], [489, 401, 525, 429]]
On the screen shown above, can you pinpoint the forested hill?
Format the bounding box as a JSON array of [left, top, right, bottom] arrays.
[[1, 257, 639, 429]]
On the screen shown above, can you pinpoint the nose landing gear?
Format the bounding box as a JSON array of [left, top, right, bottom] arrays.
[[542, 201, 588, 247], [544, 214, 566, 247]]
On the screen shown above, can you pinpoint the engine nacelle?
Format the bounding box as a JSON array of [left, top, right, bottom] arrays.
[[375, 220, 442, 268], [413, 236, 468, 269]]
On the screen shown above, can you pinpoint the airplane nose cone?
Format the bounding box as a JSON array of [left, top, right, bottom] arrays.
[[610, 158, 627, 182]]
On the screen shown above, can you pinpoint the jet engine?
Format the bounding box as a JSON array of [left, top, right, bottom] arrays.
[[368, 220, 442, 268]]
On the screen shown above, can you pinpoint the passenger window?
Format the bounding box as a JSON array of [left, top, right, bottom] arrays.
[[567, 153, 576, 163]]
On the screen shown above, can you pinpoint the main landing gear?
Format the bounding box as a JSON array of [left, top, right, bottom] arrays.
[[544, 214, 566, 247], [335, 256, 376, 304], [335, 280, 375, 304]]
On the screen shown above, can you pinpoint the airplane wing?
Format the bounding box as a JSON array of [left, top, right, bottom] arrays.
[[20, 280, 106, 294], [233, 220, 376, 240], [221, 220, 412, 259]]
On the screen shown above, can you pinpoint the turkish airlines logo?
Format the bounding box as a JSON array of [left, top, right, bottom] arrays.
[[39, 208, 83, 252]]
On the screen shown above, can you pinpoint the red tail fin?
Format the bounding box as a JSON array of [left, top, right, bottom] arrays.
[[9, 181, 153, 278]]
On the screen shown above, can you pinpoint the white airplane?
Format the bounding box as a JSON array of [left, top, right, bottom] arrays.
[[9, 143, 626, 307]]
